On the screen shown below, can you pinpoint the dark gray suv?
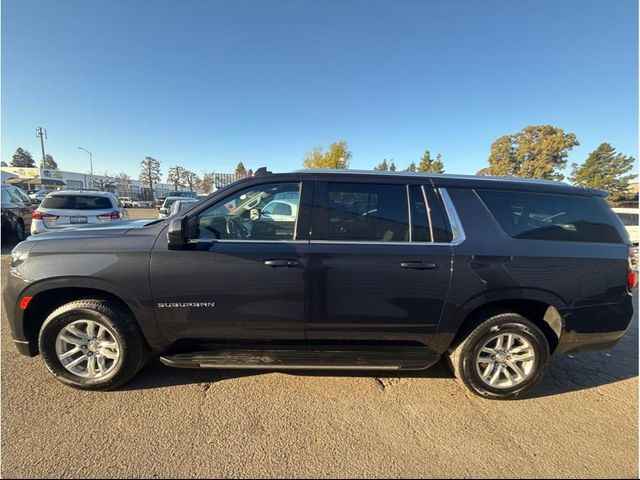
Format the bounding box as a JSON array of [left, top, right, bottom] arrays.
[[4, 170, 636, 399]]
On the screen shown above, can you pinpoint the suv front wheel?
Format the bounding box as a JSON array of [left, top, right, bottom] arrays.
[[448, 313, 550, 400], [38, 299, 149, 390]]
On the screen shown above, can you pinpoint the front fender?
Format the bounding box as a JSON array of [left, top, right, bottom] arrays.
[[6, 251, 166, 354]]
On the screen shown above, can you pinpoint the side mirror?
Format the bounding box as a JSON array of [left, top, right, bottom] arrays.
[[167, 216, 188, 250], [159, 208, 168, 214]]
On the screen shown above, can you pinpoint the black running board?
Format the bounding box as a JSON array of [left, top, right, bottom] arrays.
[[160, 349, 439, 371]]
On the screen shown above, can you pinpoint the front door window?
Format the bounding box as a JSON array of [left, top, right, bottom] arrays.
[[193, 182, 301, 241]]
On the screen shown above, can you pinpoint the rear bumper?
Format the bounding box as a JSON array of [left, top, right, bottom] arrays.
[[554, 329, 628, 355], [554, 295, 635, 355]]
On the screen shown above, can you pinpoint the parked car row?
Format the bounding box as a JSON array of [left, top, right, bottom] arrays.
[[118, 197, 155, 208]]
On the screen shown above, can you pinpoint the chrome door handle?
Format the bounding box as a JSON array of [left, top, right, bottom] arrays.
[[400, 261, 437, 270], [264, 259, 301, 268]]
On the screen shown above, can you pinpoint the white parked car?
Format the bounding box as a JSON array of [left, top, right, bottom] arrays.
[[613, 207, 639, 245], [158, 196, 186, 219], [168, 198, 199, 217], [31, 190, 128, 235], [28, 189, 54, 204], [260, 199, 298, 223], [118, 196, 135, 208], [134, 200, 155, 208]]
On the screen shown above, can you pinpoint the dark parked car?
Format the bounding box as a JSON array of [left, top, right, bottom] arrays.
[[1, 184, 35, 242], [4, 170, 636, 399]]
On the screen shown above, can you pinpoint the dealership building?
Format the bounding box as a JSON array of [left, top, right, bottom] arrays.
[[1, 167, 242, 199]]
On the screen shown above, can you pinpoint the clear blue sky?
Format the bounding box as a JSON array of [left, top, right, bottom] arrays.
[[2, 0, 638, 180]]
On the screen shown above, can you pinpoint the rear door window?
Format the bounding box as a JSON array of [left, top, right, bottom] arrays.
[[41, 195, 114, 210], [317, 183, 410, 242], [313, 182, 455, 243], [477, 190, 625, 244]]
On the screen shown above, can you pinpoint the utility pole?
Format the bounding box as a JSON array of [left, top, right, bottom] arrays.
[[35, 127, 47, 168], [78, 147, 93, 188]]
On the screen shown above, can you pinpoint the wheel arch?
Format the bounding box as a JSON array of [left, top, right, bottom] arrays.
[[434, 288, 567, 355], [22, 286, 158, 356]]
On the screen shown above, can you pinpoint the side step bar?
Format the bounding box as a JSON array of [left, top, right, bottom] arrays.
[[160, 349, 440, 371]]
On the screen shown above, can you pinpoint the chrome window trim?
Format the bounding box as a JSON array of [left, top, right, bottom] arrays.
[[186, 186, 466, 247], [406, 184, 413, 242], [307, 187, 465, 247], [309, 240, 453, 246], [438, 188, 466, 246], [188, 239, 308, 244], [421, 185, 435, 242]]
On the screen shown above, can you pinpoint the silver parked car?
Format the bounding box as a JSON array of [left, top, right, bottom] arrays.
[[31, 190, 128, 235], [168, 198, 199, 217], [158, 196, 187, 219]]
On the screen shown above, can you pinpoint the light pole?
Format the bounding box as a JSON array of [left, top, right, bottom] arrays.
[[78, 147, 93, 189]]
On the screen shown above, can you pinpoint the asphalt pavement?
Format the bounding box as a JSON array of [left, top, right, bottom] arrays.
[[1, 209, 638, 478]]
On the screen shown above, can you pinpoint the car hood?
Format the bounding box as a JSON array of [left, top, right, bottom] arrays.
[[26, 219, 163, 241]]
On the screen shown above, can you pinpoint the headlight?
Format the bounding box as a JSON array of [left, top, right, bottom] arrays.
[[10, 251, 29, 269]]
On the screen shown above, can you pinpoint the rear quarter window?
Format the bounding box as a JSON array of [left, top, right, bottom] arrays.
[[476, 190, 625, 244]]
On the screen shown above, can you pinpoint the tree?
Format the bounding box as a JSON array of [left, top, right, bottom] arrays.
[[374, 159, 389, 171], [570, 143, 636, 206], [200, 172, 216, 194], [247, 168, 254, 177], [139, 156, 162, 200], [417, 151, 445, 173], [43, 154, 58, 170], [480, 125, 579, 180], [389, 161, 396, 172], [167, 165, 187, 191], [183, 170, 201, 192], [235, 162, 247, 177], [1, 161, 7, 167], [93, 172, 117, 192], [115, 172, 131, 196], [303, 141, 352, 169], [405, 162, 417, 172], [11, 148, 36, 168]]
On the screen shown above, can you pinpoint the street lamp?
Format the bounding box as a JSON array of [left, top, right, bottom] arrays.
[[78, 147, 93, 188]]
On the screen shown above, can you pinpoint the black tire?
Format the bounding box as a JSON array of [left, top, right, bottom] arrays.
[[448, 313, 550, 400], [14, 220, 26, 242], [38, 299, 149, 390]]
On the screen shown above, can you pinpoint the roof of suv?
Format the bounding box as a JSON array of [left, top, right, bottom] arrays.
[[285, 169, 607, 197], [46, 190, 117, 197]]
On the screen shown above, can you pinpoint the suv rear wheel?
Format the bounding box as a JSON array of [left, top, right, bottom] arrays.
[[448, 313, 550, 400], [38, 299, 149, 390]]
